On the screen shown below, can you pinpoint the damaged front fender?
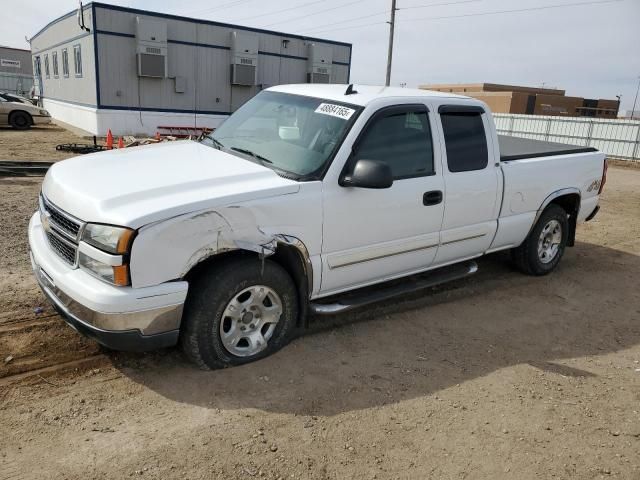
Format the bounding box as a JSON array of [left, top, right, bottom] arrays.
[[128, 205, 311, 291]]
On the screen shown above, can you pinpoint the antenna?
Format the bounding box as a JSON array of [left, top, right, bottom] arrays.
[[345, 84, 358, 95]]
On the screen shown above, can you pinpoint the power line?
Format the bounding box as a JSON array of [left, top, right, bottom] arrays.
[[230, 0, 328, 22], [261, 0, 371, 28], [403, 0, 624, 22], [310, 0, 624, 34], [304, 0, 481, 33], [400, 0, 481, 10], [307, 21, 390, 35], [304, 11, 389, 33], [188, 0, 256, 16]]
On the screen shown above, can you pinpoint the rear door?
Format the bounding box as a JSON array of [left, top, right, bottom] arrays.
[[433, 105, 501, 266], [320, 103, 445, 295]]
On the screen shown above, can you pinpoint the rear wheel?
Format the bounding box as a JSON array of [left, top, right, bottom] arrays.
[[512, 204, 568, 276], [180, 257, 298, 369], [9, 111, 32, 130]]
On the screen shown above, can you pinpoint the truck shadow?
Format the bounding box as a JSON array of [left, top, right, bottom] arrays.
[[115, 240, 640, 416]]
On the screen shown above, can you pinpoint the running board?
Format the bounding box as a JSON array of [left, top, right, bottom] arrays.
[[309, 261, 478, 315]]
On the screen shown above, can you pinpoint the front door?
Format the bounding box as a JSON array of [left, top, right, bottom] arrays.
[[320, 104, 445, 296]]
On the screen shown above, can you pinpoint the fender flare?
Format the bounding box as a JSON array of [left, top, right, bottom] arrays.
[[527, 187, 581, 244], [272, 234, 314, 296]]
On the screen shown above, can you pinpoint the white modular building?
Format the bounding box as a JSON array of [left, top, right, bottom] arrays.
[[30, 2, 352, 135]]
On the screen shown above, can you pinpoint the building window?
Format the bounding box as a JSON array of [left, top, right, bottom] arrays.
[[52, 51, 59, 77], [62, 48, 69, 77], [73, 44, 82, 77], [44, 54, 50, 78], [441, 112, 488, 173], [33, 56, 41, 77]]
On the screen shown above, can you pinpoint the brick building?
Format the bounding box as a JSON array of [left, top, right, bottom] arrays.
[[419, 83, 619, 118]]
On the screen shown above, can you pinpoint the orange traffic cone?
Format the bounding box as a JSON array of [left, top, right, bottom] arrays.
[[106, 129, 113, 150], [155, 131, 161, 141], [117, 136, 124, 149]]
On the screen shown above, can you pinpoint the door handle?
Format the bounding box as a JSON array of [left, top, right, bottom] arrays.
[[423, 190, 443, 206]]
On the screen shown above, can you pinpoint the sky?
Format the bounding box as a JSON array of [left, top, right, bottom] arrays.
[[3, 0, 640, 111]]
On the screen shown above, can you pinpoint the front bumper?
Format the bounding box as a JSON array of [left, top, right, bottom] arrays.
[[32, 114, 52, 125], [29, 213, 188, 352]]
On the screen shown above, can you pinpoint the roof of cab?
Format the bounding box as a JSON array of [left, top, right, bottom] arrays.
[[267, 84, 471, 107]]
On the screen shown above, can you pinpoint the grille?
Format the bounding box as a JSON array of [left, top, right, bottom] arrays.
[[138, 53, 165, 78], [231, 64, 256, 86], [40, 195, 83, 266], [41, 197, 81, 239], [46, 231, 77, 265], [307, 72, 330, 84]]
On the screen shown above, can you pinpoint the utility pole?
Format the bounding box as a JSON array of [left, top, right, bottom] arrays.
[[385, 0, 397, 87]]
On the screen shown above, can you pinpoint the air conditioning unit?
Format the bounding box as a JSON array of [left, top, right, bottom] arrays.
[[135, 17, 167, 78], [307, 44, 333, 84], [231, 31, 258, 86]]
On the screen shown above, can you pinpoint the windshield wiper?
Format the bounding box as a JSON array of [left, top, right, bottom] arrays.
[[205, 137, 225, 150], [230, 147, 273, 164]]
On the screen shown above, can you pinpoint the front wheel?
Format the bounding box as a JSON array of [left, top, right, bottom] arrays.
[[511, 204, 569, 276], [9, 111, 32, 130], [180, 257, 299, 369]]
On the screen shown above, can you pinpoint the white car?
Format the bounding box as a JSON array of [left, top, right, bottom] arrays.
[[28, 84, 606, 368], [0, 92, 51, 129]]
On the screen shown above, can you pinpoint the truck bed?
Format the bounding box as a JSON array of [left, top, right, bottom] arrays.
[[498, 135, 597, 162]]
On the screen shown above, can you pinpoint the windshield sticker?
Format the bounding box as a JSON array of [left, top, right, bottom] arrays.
[[314, 103, 356, 120]]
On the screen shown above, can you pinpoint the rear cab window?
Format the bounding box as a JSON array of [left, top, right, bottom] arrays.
[[439, 105, 488, 173]]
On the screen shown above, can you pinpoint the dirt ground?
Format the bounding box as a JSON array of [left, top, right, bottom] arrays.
[[0, 168, 639, 480], [0, 124, 86, 161]]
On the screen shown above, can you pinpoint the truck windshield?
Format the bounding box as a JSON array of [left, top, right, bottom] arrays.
[[202, 91, 361, 178]]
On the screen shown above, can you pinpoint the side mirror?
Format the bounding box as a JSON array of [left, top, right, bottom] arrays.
[[341, 159, 393, 189]]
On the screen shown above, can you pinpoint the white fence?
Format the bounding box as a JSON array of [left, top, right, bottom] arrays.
[[493, 113, 640, 163]]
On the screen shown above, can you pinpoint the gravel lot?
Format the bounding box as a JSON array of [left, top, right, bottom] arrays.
[[0, 167, 639, 480], [0, 124, 86, 161]]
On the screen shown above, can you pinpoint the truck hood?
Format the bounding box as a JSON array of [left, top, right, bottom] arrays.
[[42, 140, 300, 228]]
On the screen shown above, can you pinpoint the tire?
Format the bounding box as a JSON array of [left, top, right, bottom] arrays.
[[511, 204, 569, 276], [9, 111, 32, 130], [180, 257, 299, 369]]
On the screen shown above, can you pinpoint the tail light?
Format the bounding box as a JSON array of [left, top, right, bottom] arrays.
[[598, 158, 608, 194]]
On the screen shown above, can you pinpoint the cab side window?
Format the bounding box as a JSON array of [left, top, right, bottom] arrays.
[[440, 112, 488, 172], [353, 107, 434, 179]]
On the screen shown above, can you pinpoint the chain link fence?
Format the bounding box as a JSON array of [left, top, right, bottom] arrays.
[[493, 113, 640, 163]]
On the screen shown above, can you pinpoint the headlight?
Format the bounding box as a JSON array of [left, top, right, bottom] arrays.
[[39, 109, 49, 116], [82, 223, 134, 254], [78, 252, 130, 286]]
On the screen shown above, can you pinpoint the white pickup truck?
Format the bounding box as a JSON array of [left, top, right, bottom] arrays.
[[29, 84, 607, 368]]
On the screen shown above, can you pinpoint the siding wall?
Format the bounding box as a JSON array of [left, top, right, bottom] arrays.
[[30, 6, 97, 106], [94, 4, 351, 115], [0, 47, 33, 95]]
